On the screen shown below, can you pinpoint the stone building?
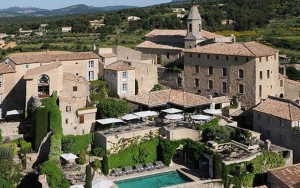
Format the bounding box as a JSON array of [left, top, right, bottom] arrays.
[[284, 78, 300, 101], [96, 45, 158, 95], [253, 96, 300, 162], [184, 42, 282, 108], [268, 163, 300, 188], [136, 5, 225, 65], [62, 27, 72, 33]]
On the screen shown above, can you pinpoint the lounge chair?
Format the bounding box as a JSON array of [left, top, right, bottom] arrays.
[[134, 164, 145, 172], [124, 166, 134, 174], [145, 163, 155, 171], [112, 168, 123, 176], [154, 161, 165, 169]]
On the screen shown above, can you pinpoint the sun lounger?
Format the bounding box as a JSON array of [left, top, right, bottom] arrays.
[[124, 166, 134, 174], [134, 164, 145, 172], [145, 163, 155, 171], [112, 168, 123, 176], [154, 161, 165, 169]]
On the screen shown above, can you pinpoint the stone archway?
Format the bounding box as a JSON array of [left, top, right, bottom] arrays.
[[38, 74, 50, 98]]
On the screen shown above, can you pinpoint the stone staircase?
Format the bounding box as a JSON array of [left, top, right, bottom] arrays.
[[32, 132, 52, 168]]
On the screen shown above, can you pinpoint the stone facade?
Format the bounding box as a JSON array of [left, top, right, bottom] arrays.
[[284, 78, 300, 101], [184, 51, 280, 108]]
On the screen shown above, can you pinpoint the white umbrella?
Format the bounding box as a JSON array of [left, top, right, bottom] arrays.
[[96, 118, 125, 125], [61, 153, 78, 161], [190, 114, 211, 120], [92, 179, 114, 188], [165, 114, 184, 120], [70, 185, 84, 188], [203, 109, 222, 115], [161, 108, 183, 114], [6, 110, 23, 117], [133, 111, 159, 118], [121, 114, 140, 121]]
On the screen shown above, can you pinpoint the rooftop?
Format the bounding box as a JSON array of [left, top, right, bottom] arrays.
[[269, 163, 300, 188], [8, 51, 99, 65], [99, 53, 117, 58], [23, 62, 62, 79], [144, 29, 223, 39], [184, 41, 278, 57], [253, 96, 300, 121], [105, 61, 135, 71], [136, 41, 184, 50], [63, 72, 89, 84], [125, 89, 229, 108], [0, 63, 15, 74]]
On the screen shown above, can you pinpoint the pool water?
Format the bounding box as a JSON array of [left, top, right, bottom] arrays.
[[115, 170, 192, 188]]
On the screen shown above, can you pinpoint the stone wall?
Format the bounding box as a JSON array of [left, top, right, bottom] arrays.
[[284, 79, 300, 100], [158, 67, 183, 89]]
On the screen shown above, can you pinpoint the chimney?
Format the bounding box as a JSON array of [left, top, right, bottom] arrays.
[[208, 95, 213, 100]]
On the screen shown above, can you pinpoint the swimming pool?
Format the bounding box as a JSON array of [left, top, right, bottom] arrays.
[[115, 170, 193, 188]]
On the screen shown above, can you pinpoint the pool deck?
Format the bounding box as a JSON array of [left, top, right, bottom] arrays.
[[96, 161, 222, 188]]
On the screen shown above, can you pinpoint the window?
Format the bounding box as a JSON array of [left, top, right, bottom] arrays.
[[0, 81, 2, 88], [188, 23, 192, 32], [65, 118, 69, 124], [166, 52, 170, 59], [88, 71, 94, 81], [235, 57, 238, 61], [226, 56, 229, 61], [246, 57, 249, 62], [257, 113, 261, 120], [195, 78, 199, 87], [76, 62, 78, 64], [266, 56, 269, 61], [199, 24, 201, 31], [268, 116, 271, 123], [279, 119, 285, 127], [73, 86, 77, 92], [177, 77, 182, 87], [267, 70, 270, 79], [259, 57, 262, 62], [260, 71, 263, 80], [195, 65, 200, 73], [24, 64, 29, 69], [0, 75, 3, 80], [79, 115, 84, 124], [189, 53, 192, 57], [216, 55, 219, 60], [222, 82, 227, 94], [122, 72, 127, 80], [238, 69, 244, 79], [88, 60, 94, 68], [208, 80, 213, 90], [239, 84, 244, 94], [76, 73, 79, 76], [66, 106, 71, 112], [222, 67, 227, 77], [207, 55, 210, 59], [198, 54, 201, 58], [38, 74, 50, 97], [259, 85, 262, 98], [280, 80, 283, 87], [208, 66, 213, 75], [122, 83, 128, 93]]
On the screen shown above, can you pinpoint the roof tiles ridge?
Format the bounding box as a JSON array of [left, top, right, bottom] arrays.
[[242, 42, 256, 56]]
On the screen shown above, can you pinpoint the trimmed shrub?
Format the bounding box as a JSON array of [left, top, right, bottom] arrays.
[[0, 145, 13, 160], [157, 139, 179, 166], [93, 159, 101, 170], [40, 161, 70, 188], [20, 141, 32, 154], [85, 165, 92, 188], [62, 134, 92, 155], [79, 150, 86, 165], [213, 153, 223, 179], [48, 134, 62, 164], [108, 138, 159, 169], [102, 155, 109, 175], [34, 107, 49, 151]]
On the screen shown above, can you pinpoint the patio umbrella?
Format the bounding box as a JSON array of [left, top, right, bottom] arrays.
[[161, 108, 183, 114], [92, 179, 114, 188], [70, 185, 84, 188], [165, 114, 184, 120], [190, 114, 211, 120], [96, 118, 125, 125], [61, 153, 78, 161], [121, 114, 140, 121], [203, 109, 222, 115], [133, 111, 159, 118]]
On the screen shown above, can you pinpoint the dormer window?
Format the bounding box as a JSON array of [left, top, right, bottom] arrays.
[[189, 24, 192, 32]]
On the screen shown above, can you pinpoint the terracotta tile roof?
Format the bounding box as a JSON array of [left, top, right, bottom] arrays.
[[0, 63, 15, 74], [99, 53, 117, 58], [144, 29, 224, 39], [9, 51, 99, 65], [136, 41, 184, 50], [125, 89, 211, 108], [285, 79, 300, 86], [211, 96, 231, 104], [105, 61, 135, 71], [63, 73, 89, 84], [23, 62, 62, 79], [184, 41, 278, 57], [253, 96, 300, 121], [269, 163, 300, 188]]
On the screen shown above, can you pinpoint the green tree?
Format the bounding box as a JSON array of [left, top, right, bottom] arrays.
[[102, 155, 109, 175], [202, 125, 235, 143], [97, 98, 131, 118], [79, 150, 86, 165], [85, 165, 92, 188], [0, 129, 2, 143]]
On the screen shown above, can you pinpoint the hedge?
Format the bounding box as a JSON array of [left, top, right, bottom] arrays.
[[34, 107, 49, 151], [0, 145, 13, 160], [40, 161, 69, 188], [62, 134, 92, 155], [157, 139, 180, 166], [48, 134, 62, 164], [85, 165, 92, 188], [20, 140, 32, 154], [108, 138, 159, 169], [213, 153, 223, 179]]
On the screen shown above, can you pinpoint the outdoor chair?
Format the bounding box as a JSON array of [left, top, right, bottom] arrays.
[[124, 166, 134, 175], [154, 161, 165, 169], [134, 164, 145, 173], [145, 163, 155, 171]]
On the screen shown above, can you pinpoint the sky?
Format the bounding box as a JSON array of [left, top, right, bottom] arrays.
[[0, 0, 171, 9]]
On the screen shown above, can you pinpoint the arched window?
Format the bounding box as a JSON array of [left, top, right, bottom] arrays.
[[38, 74, 50, 98], [166, 52, 170, 59], [189, 23, 192, 32]]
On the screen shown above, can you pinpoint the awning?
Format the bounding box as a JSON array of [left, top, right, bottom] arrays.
[[133, 111, 159, 118], [165, 114, 184, 120], [60, 153, 78, 161], [161, 108, 183, 114], [92, 179, 114, 188], [190, 114, 211, 120], [121, 114, 140, 121], [96, 118, 125, 125], [70, 185, 84, 188], [203, 109, 222, 115], [6, 110, 23, 117]]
